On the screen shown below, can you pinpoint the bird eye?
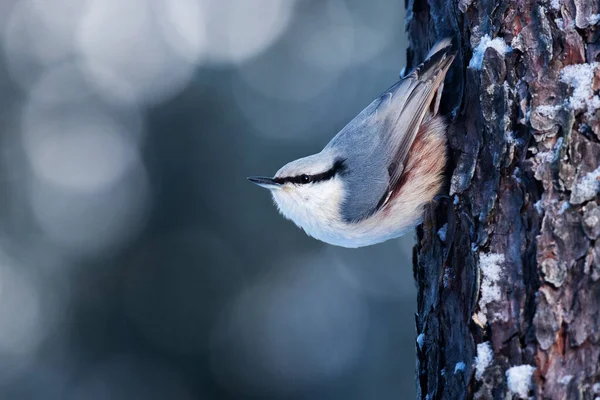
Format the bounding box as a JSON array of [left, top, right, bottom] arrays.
[[300, 174, 311, 184]]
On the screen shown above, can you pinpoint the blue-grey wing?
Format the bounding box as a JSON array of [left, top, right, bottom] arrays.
[[328, 122, 390, 223], [326, 39, 455, 223], [384, 43, 455, 187]]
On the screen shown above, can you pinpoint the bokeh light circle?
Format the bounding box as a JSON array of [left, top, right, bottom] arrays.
[[210, 251, 369, 395], [76, 0, 198, 105], [123, 230, 246, 355]]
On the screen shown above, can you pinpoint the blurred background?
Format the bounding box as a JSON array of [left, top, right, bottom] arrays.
[[0, 0, 417, 398]]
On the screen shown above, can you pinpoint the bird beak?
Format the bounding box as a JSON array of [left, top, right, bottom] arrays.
[[247, 176, 281, 190]]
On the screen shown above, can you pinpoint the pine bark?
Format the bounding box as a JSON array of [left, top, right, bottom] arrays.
[[407, 0, 600, 399]]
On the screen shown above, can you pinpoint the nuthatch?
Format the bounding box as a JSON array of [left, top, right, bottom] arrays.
[[249, 39, 455, 248]]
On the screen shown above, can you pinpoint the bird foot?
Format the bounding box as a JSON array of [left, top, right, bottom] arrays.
[[432, 193, 451, 203]]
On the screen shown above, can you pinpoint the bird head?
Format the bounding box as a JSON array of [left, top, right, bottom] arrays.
[[248, 151, 348, 229]]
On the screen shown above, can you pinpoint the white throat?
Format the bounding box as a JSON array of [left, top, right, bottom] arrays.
[[271, 178, 346, 241]]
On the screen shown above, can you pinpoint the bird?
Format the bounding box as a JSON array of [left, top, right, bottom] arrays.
[[248, 39, 455, 248]]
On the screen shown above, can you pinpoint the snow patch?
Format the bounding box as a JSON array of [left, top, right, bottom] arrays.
[[475, 342, 493, 380], [535, 137, 563, 166], [506, 365, 536, 399], [454, 362, 466, 374], [417, 333, 425, 349], [476, 253, 504, 326], [559, 375, 573, 385], [550, 0, 561, 10], [505, 130, 516, 144], [536, 104, 564, 118], [555, 17, 575, 30], [438, 223, 448, 242], [458, 0, 474, 13], [558, 201, 570, 215], [469, 35, 512, 70], [443, 265, 452, 287], [560, 62, 600, 114], [534, 200, 544, 215], [536, 150, 555, 164], [512, 167, 522, 183], [571, 166, 600, 204], [589, 14, 600, 25], [511, 33, 524, 51]]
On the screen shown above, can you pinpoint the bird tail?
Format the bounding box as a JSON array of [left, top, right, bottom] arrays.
[[426, 37, 453, 60], [419, 38, 455, 115], [377, 38, 455, 187]]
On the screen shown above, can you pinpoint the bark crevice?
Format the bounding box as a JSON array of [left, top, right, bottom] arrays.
[[408, 0, 600, 398]]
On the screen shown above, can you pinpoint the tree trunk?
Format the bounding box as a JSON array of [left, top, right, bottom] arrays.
[[407, 0, 600, 399]]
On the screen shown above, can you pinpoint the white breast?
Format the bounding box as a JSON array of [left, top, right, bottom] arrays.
[[271, 178, 424, 248]]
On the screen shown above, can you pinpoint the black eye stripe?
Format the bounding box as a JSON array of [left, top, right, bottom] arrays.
[[274, 158, 347, 185]]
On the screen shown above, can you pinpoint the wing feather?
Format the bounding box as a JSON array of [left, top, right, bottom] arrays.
[[382, 44, 455, 189], [325, 38, 455, 222]]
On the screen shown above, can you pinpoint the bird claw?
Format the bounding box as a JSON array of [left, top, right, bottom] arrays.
[[432, 193, 451, 203]]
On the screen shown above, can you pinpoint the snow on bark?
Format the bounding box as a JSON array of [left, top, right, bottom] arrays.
[[506, 365, 536, 399], [408, 0, 600, 398]]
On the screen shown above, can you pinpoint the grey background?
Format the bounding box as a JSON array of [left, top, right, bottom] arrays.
[[0, 0, 417, 398]]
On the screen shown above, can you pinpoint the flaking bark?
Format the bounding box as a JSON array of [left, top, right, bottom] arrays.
[[407, 0, 600, 399]]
